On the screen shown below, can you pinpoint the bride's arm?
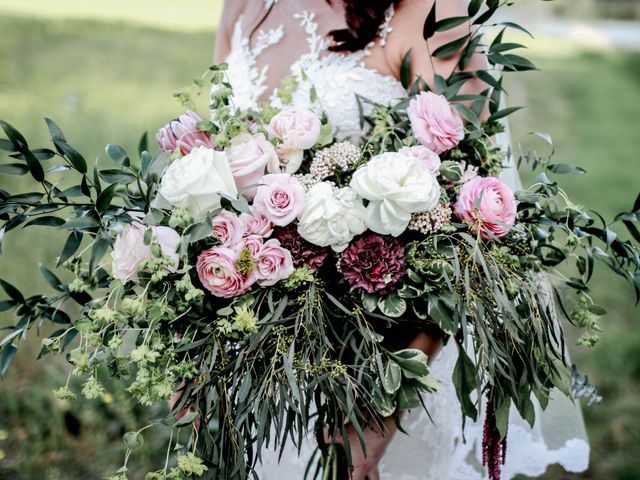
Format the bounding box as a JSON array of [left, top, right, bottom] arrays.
[[214, 0, 249, 63]]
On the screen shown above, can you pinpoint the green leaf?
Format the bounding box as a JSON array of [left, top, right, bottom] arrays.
[[55, 141, 87, 174], [0, 279, 25, 303], [391, 349, 430, 379], [399, 49, 412, 89], [435, 16, 469, 32], [361, 292, 378, 313], [90, 237, 110, 272], [57, 231, 83, 267], [383, 361, 402, 394], [371, 388, 396, 417], [468, 0, 482, 17], [422, 2, 437, 40], [105, 144, 130, 167], [432, 34, 470, 59], [377, 293, 406, 318], [96, 184, 117, 214], [123, 431, 144, 450], [0, 343, 18, 377], [45, 118, 66, 142], [0, 139, 15, 152], [0, 120, 28, 152], [39, 263, 64, 291], [489, 106, 524, 122], [548, 163, 586, 175], [494, 396, 511, 439], [61, 217, 100, 230], [396, 384, 421, 410], [99, 169, 137, 185], [0, 163, 29, 175], [25, 150, 45, 182], [587, 304, 607, 316], [452, 344, 478, 420], [138, 132, 149, 157]]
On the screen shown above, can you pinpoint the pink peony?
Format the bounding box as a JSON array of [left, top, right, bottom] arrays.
[[273, 225, 329, 271], [196, 246, 255, 298], [408, 92, 464, 154], [254, 239, 295, 286], [226, 132, 280, 199], [111, 222, 180, 282], [399, 145, 441, 175], [237, 235, 264, 257], [269, 107, 321, 173], [156, 111, 214, 156], [252, 173, 305, 227], [211, 210, 244, 247], [240, 209, 274, 238], [453, 176, 517, 239], [338, 233, 406, 294]]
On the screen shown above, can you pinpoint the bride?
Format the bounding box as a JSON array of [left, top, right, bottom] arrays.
[[213, 1, 590, 478]]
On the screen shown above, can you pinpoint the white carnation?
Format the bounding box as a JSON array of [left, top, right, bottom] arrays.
[[297, 182, 366, 252], [349, 152, 441, 236], [154, 146, 238, 219]]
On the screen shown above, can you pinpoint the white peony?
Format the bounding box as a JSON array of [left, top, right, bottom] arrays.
[[111, 222, 181, 282], [154, 146, 238, 219], [297, 182, 367, 252], [349, 152, 441, 236]]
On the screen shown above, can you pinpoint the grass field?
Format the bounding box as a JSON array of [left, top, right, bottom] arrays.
[[0, 4, 639, 479]]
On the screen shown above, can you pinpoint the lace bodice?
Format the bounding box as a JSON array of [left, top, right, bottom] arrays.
[[222, 1, 408, 141]]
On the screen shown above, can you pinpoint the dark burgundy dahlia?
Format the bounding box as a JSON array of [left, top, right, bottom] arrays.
[[338, 233, 406, 294], [273, 225, 329, 271]]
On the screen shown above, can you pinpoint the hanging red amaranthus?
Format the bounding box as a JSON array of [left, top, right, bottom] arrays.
[[482, 396, 508, 480]]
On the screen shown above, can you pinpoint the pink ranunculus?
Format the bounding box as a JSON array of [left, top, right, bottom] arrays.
[[273, 225, 329, 271], [338, 233, 406, 294], [252, 173, 305, 227], [453, 176, 517, 239], [196, 247, 255, 298], [111, 222, 181, 282], [269, 107, 321, 173], [399, 145, 442, 175], [211, 210, 244, 247], [240, 208, 274, 238], [408, 92, 464, 154], [237, 235, 264, 257], [254, 239, 295, 287], [156, 111, 214, 156], [226, 132, 280, 199]]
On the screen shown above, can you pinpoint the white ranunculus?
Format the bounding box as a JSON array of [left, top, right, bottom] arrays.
[[350, 152, 441, 236], [111, 222, 181, 282], [154, 146, 238, 219], [297, 182, 367, 252]]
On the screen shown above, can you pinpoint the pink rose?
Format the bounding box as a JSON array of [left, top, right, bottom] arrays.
[[408, 92, 464, 154], [111, 222, 180, 281], [399, 145, 441, 174], [226, 132, 280, 199], [269, 107, 321, 173], [237, 235, 264, 257], [240, 208, 274, 238], [453, 176, 517, 239], [196, 246, 255, 298], [252, 173, 305, 227], [156, 111, 214, 156], [255, 239, 295, 286], [211, 210, 244, 247]]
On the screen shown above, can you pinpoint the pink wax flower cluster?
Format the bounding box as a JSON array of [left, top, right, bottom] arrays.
[[197, 208, 294, 298], [156, 111, 214, 155], [453, 176, 517, 239], [338, 233, 406, 294], [408, 92, 464, 154]]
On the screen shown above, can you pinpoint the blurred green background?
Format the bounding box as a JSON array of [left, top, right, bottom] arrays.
[[0, 1, 638, 478]]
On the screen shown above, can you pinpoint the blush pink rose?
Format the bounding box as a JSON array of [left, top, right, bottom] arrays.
[[453, 176, 517, 239], [240, 209, 274, 238], [196, 246, 255, 298], [254, 239, 295, 286], [252, 173, 305, 227], [408, 92, 464, 154], [111, 222, 180, 282], [211, 210, 244, 247], [156, 111, 214, 156], [269, 107, 321, 173], [237, 235, 264, 257], [226, 132, 280, 199], [399, 145, 441, 174]]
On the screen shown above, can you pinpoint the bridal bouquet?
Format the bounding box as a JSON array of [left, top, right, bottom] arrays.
[[1, 3, 639, 480]]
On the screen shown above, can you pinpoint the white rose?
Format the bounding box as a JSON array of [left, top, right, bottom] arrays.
[[154, 146, 238, 219], [111, 222, 181, 281], [226, 132, 280, 199], [350, 152, 441, 236], [297, 182, 367, 252]]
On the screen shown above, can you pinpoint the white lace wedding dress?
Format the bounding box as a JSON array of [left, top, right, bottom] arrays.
[[218, 1, 590, 478]]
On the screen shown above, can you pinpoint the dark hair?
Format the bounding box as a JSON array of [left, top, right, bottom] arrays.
[[326, 0, 401, 53]]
